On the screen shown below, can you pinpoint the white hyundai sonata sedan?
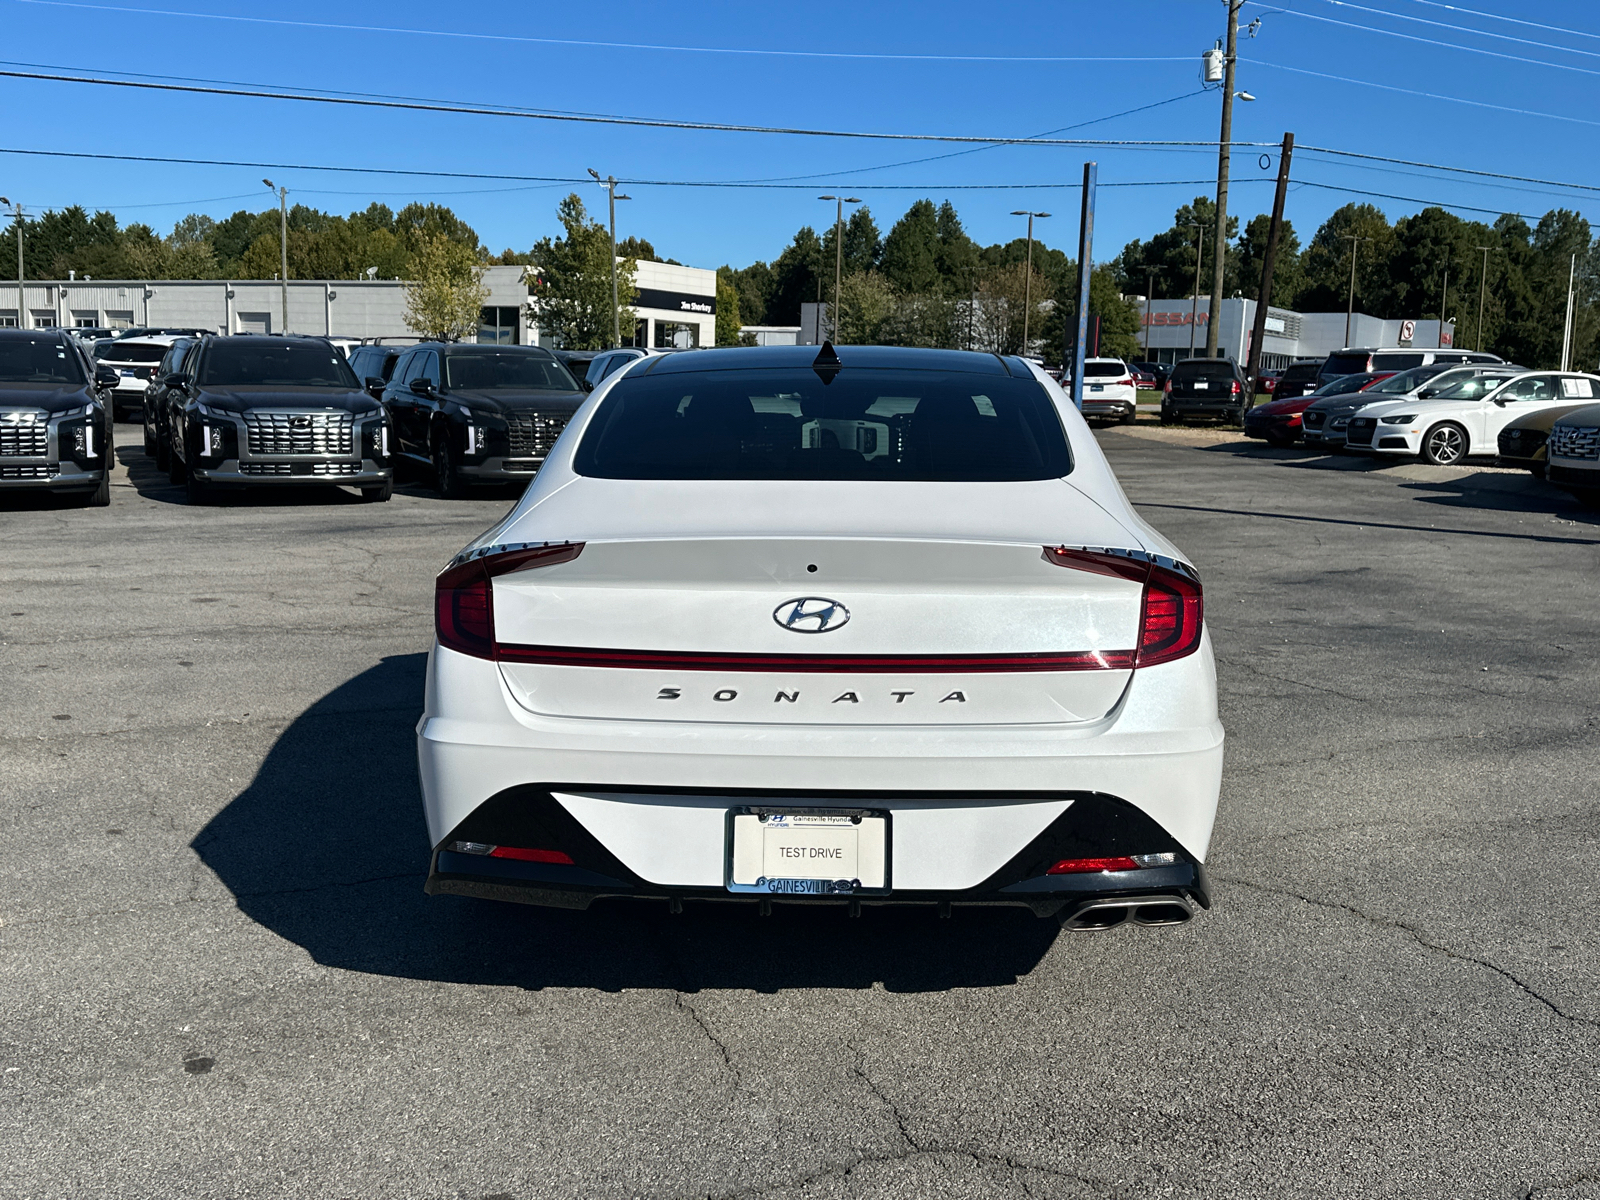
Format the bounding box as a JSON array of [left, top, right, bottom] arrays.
[[418, 345, 1223, 929]]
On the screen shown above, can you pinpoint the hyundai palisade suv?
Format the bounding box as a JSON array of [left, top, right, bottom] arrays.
[[1545, 404, 1600, 507], [420, 344, 1222, 928], [1496, 401, 1600, 477], [164, 335, 394, 504], [382, 343, 585, 497], [0, 329, 117, 506]]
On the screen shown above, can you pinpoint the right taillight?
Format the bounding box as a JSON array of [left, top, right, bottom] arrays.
[[435, 542, 584, 659], [1137, 562, 1204, 666]]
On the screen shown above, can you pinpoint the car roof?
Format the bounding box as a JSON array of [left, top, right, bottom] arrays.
[[639, 345, 1021, 376]]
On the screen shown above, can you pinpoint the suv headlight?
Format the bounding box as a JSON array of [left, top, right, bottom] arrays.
[[1380, 414, 1415, 424]]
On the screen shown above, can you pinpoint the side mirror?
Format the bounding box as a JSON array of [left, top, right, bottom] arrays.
[[1417, 389, 1437, 399], [410, 377, 435, 395], [93, 364, 119, 388], [365, 376, 387, 397], [1493, 396, 1508, 406], [164, 372, 191, 389], [580, 378, 595, 393]]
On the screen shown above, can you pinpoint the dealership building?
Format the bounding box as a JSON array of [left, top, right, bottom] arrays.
[[0, 259, 718, 348], [1135, 298, 1458, 368]]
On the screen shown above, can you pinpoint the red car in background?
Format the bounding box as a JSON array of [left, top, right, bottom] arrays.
[[1243, 371, 1395, 447]]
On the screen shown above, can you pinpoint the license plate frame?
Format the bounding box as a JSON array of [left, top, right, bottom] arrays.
[[725, 807, 891, 896]]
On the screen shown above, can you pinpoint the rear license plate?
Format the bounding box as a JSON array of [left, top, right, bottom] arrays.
[[727, 809, 889, 895], [1090, 384, 1104, 392], [1192, 381, 1209, 390]]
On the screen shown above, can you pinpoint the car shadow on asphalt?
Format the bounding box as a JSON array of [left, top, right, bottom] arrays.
[[191, 654, 1061, 993]]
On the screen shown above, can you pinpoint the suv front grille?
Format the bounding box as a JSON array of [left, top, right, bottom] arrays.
[[508, 413, 569, 459], [244, 410, 354, 457], [0, 463, 58, 479], [1548, 424, 1600, 461], [1498, 429, 1547, 456], [0, 411, 48, 458]]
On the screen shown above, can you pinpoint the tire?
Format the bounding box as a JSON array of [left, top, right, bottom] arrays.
[[1265, 431, 1296, 449], [1420, 422, 1468, 467], [184, 462, 213, 505], [79, 472, 111, 507], [433, 439, 467, 499], [155, 429, 170, 473], [360, 480, 393, 503], [168, 446, 186, 485], [1531, 464, 1547, 480], [1159, 409, 1177, 427], [142, 416, 156, 457], [1227, 406, 1246, 428]]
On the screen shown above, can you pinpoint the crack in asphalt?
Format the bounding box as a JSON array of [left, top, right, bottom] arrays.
[[1217, 874, 1600, 1031], [671, 993, 743, 1096], [701, 1147, 1107, 1200], [1216, 655, 1375, 703]]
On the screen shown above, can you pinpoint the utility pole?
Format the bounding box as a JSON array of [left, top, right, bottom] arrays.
[[819, 196, 861, 344], [1560, 252, 1577, 372], [1474, 245, 1492, 351], [1205, 0, 1246, 360], [263, 180, 289, 333], [1437, 261, 1450, 348], [1245, 132, 1294, 404], [1143, 270, 1155, 359], [1186, 222, 1206, 357], [1342, 234, 1372, 346], [589, 169, 632, 348], [2, 197, 21, 327], [1070, 162, 1097, 411], [1011, 209, 1050, 355]]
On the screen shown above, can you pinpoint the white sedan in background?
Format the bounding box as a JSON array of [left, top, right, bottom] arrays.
[[1344, 370, 1600, 465], [418, 345, 1222, 929]]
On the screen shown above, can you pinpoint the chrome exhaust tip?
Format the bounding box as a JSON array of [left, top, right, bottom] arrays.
[[1061, 894, 1197, 931]]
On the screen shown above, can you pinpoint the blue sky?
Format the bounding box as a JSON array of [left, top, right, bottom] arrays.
[[1, 0, 1596, 269]]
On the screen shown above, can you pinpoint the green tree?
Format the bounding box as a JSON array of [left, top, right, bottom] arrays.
[[529, 193, 637, 350], [1116, 197, 1237, 303], [1232, 214, 1302, 307], [1294, 203, 1396, 315], [933, 201, 980, 295], [879, 200, 941, 294], [403, 233, 488, 342], [766, 228, 825, 325], [719, 262, 772, 327], [715, 278, 743, 345], [837, 272, 899, 344]]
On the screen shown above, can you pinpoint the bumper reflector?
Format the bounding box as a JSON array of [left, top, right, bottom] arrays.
[[1046, 852, 1180, 875], [449, 841, 575, 864]]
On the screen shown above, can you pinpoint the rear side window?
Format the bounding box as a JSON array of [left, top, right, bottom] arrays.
[[1081, 361, 1126, 378], [574, 367, 1072, 482]]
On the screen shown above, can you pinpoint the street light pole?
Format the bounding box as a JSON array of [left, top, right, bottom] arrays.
[[1143, 270, 1155, 359], [1186, 222, 1206, 357], [1206, 0, 1245, 359], [0, 198, 20, 327], [1561, 252, 1578, 372], [1011, 209, 1050, 355], [1437, 261, 1450, 348], [263, 180, 288, 333], [1342, 234, 1372, 346], [589, 169, 632, 348], [1474, 245, 1492, 351], [819, 196, 861, 344]]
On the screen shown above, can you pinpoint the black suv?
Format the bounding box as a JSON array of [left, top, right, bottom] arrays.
[[380, 343, 585, 497], [1161, 357, 1248, 425], [347, 344, 407, 400], [163, 335, 394, 505], [0, 328, 117, 506], [1270, 359, 1326, 402]]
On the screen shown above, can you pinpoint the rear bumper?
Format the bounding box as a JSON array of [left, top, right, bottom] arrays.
[[1166, 401, 1242, 417], [424, 786, 1214, 919]]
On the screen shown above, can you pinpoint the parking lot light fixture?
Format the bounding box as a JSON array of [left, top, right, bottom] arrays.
[[264, 180, 288, 334], [819, 196, 861, 344], [1341, 234, 1373, 346], [1010, 210, 1050, 355]]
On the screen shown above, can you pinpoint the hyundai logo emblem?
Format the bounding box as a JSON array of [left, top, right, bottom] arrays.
[[291, 415, 311, 429], [773, 597, 850, 634]]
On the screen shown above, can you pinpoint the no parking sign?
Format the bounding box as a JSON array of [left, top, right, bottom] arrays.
[[1399, 319, 1416, 343]]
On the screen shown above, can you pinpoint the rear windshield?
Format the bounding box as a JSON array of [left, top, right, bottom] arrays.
[[1081, 361, 1125, 378], [573, 367, 1072, 482], [198, 341, 360, 388], [0, 338, 85, 384], [1171, 361, 1238, 381], [444, 350, 578, 391], [1323, 353, 1370, 376], [1280, 362, 1322, 382], [1371, 352, 1426, 370], [102, 343, 167, 364]]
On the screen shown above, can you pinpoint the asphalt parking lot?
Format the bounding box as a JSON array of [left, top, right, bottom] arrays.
[[3, 425, 1599, 1200]]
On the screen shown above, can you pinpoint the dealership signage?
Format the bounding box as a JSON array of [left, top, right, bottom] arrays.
[[634, 287, 715, 316], [1142, 311, 1209, 326]]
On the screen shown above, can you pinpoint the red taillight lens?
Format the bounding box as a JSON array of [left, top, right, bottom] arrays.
[[1163, 380, 1172, 395], [1043, 546, 1150, 582], [1047, 856, 1139, 874], [490, 846, 575, 864], [434, 542, 584, 659], [1230, 379, 1241, 395], [1137, 563, 1204, 667]]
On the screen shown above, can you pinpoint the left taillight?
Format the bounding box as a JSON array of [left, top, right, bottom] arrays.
[[435, 542, 584, 659]]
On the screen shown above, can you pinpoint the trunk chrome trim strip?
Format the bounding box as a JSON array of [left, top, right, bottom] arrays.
[[494, 645, 1136, 673]]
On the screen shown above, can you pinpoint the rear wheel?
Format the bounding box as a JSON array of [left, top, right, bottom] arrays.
[[1421, 422, 1468, 466], [1159, 408, 1177, 427], [1266, 430, 1296, 449], [142, 414, 156, 456]]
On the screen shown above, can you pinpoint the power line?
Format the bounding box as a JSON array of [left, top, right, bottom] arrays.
[[1394, 0, 1600, 43], [1304, 0, 1600, 62], [1244, 58, 1600, 134], [8, 0, 1192, 63], [1246, 1, 1600, 76], [0, 65, 1275, 148], [1295, 145, 1600, 197], [1293, 179, 1528, 218]]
